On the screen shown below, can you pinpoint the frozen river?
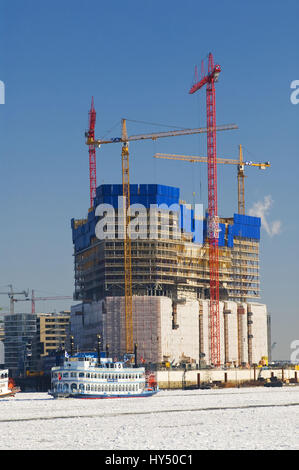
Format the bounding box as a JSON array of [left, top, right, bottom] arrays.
[[0, 387, 298, 450]]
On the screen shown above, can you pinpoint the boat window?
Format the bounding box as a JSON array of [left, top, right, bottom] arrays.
[[71, 383, 77, 391], [79, 384, 84, 391], [70, 372, 77, 378], [79, 373, 84, 378], [86, 384, 90, 391], [63, 383, 69, 391], [86, 373, 90, 378], [63, 372, 69, 378]]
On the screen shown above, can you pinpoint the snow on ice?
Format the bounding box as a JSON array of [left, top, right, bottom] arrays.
[[0, 387, 298, 450]]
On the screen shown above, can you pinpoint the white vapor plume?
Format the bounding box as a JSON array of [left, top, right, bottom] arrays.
[[249, 195, 281, 237]]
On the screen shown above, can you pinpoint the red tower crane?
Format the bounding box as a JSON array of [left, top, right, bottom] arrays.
[[189, 52, 221, 366], [14, 290, 73, 314], [87, 97, 97, 208]]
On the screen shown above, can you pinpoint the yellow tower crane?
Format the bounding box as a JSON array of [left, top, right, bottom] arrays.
[[86, 120, 238, 354], [154, 145, 270, 214]]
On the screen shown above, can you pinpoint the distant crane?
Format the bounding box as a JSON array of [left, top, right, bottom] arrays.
[[14, 290, 73, 314], [0, 285, 29, 314], [86, 118, 238, 354], [189, 52, 222, 366], [153, 145, 271, 214]]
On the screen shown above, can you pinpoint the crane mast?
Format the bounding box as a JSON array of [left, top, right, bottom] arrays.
[[121, 119, 133, 353], [238, 145, 245, 215], [87, 97, 97, 208], [189, 52, 221, 366]]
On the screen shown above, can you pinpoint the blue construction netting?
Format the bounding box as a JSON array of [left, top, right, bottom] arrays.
[[71, 185, 261, 252]]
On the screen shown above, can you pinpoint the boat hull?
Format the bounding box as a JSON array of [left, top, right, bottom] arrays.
[[49, 389, 158, 399], [0, 390, 17, 398]]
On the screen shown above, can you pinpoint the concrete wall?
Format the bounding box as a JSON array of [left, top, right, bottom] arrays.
[[248, 303, 268, 364], [160, 298, 199, 365], [70, 297, 269, 367], [0, 340, 4, 365], [70, 302, 103, 352]]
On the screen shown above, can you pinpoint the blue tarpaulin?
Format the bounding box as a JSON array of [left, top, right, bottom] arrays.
[[71, 185, 261, 252]]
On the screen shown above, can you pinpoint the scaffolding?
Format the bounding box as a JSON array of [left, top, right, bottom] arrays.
[[73, 209, 260, 304]]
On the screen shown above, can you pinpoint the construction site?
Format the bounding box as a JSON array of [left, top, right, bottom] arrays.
[[69, 53, 273, 376]]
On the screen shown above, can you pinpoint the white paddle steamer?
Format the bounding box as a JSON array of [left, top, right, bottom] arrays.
[[49, 352, 158, 399]]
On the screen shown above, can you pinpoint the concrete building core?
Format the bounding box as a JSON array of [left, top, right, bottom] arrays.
[[70, 184, 268, 366], [70, 297, 268, 367]]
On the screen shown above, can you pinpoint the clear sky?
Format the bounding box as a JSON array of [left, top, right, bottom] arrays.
[[0, 0, 298, 360]]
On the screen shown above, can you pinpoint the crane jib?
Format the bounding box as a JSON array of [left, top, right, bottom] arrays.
[[92, 124, 238, 146]]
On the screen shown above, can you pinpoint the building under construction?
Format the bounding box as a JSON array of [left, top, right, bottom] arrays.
[[70, 183, 268, 367]]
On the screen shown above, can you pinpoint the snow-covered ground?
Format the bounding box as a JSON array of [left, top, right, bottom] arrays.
[[0, 387, 298, 450]]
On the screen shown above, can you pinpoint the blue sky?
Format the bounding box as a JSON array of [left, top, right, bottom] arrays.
[[0, 0, 298, 359]]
